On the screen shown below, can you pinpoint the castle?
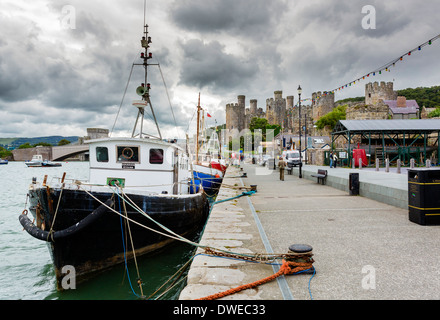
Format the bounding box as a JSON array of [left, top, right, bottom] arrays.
[[225, 81, 410, 136], [225, 90, 334, 135]]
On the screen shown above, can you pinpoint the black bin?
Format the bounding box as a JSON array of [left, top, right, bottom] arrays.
[[349, 173, 359, 196], [408, 168, 440, 225]]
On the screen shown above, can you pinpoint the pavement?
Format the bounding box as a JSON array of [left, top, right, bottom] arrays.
[[179, 163, 440, 300]]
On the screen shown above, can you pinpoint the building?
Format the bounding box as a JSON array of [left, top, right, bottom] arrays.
[[384, 96, 420, 119]]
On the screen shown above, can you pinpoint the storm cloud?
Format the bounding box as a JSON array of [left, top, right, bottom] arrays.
[[0, 0, 440, 138]]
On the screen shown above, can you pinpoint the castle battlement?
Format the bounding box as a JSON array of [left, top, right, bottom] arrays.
[[365, 81, 396, 105]]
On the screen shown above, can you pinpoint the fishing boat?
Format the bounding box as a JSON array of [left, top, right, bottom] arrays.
[[19, 20, 209, 290], [0, 159, 8, 165], [191, 95, 224, 196], [25, 155, 62, 167]]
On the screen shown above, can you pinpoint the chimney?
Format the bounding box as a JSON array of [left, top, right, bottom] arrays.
[[396, 96, 407, 108]]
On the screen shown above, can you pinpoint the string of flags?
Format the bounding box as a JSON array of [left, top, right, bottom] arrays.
[[304, 33, 440, 104]]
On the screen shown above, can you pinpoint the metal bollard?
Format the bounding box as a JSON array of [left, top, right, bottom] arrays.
[[397, 159, 401, 174], [410, 158, 415, 169], [426, 160, 431, 168], [385, 158, 389, 172], [287, 244, 315, 274], [376, 158, 379, 171]]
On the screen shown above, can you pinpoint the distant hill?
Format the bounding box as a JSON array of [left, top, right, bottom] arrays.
[[0, 136, 79, 150]]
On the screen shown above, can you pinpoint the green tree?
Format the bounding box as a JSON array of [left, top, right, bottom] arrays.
[[315, 105, 347, 130], [58, 139, 71, 146], [18, 143, 33, 149], [32, 142, 52, 147], [0, 146, 12, 158]]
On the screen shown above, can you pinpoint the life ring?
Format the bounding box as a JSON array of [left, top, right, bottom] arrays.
[[121, 147, 134, 160]]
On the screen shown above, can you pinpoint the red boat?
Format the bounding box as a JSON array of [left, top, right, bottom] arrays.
[[211, 160, 227, 173]]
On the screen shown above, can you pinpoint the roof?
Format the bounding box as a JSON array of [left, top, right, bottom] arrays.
[[383, 100, 419, 115], [333, 119, 440, 134]]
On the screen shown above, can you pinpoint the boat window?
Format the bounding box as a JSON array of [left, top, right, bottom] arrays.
[[96, 147, 109, 162], [117, 146, 139, 162], [150, 149, 164, 164]]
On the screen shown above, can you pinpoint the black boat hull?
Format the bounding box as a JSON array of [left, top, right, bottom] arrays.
[[26, 187, 209, 290]]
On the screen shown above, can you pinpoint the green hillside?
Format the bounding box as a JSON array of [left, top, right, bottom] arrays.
[[0, 136, 79, 150]]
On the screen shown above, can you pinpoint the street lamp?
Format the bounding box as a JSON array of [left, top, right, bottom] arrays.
[[298, 85, 303, 179]]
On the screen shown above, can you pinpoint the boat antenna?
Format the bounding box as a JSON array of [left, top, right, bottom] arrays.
[[132, 9, 162, 140]]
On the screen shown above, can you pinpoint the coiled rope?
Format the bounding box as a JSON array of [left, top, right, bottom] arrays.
[[196, 259, 314, 300]]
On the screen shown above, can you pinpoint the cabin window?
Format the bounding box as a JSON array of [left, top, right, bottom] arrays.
[[96, 147, 109, 162], [117, 146, 139, 162], [150, 149, 164, 164]]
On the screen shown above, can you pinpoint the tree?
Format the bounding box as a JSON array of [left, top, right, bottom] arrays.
[[249, 117, 281, 141], [0, 146, 12, 158], [18, 143, 33, 149], [58, 139, 71, 146], [315, 105, 347, 130]]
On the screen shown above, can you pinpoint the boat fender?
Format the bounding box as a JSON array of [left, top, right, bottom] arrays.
[[19, 199, 114, 242]]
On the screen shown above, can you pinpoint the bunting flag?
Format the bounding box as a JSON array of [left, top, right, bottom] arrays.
[[331, 33, 440, 94], [302, 33, 440, 104], [207, 113, 212, 118]]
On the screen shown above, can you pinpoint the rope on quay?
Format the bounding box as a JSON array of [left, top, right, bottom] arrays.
[[213, 190, 256, 205], [195, 259, 315, 301]]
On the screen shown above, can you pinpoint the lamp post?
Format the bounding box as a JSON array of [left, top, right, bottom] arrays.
[[298, 85, 303, 178]]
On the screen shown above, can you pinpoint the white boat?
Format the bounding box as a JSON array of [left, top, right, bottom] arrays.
[[19, 17, 209, 291], [25, 155, 61, 167]]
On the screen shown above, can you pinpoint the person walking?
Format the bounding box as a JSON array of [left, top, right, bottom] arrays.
[[279, 156, 286, 181], [329, 152, 334, 168], [332, 152, 338, 168]]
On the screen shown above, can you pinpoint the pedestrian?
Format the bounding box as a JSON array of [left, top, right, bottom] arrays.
[[279, 156, 286, 181], [333, 152, 338, 168], [329, 152, 334, 168]]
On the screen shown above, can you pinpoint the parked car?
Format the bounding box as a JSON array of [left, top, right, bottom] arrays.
[[259, 154, 270, 166], [286, 150, 301, 168]]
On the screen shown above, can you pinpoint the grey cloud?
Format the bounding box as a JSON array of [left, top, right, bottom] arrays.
[[170, 0, 288, 39], [178, 39, 258, 91]]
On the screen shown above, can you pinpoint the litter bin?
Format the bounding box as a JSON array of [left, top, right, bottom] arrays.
[[408, 168, 440, 225], [349, 173, 359, 196]]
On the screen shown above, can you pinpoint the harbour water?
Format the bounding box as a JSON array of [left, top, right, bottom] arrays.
[[0, 161, 199, 300]]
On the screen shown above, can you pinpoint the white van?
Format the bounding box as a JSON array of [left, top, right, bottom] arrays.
[[285, 150, 301, 168]]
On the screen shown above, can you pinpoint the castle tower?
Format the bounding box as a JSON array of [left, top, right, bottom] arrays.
[[250, 99, 257, 115], [266, 90, 287, 128], [365, 81, 397, 105], [312, 91, 335, 121], [286, 96, 294, 109], [226, 95, 246, 133]]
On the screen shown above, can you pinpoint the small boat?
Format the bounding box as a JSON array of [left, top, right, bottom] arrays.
[[192, 163, 224, 196], [25, 155, 61, 167], [19, 19, 209, 290], [0, 159, 8, 165], [191, 94, 224, 196], [211, 159, 227, 173]]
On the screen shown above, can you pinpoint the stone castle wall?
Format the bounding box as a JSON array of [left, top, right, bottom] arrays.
[[346, 102, 389, 120]]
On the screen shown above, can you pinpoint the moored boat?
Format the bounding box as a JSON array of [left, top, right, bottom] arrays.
[[0, 159, 8, 165], [25, 155, 61, 167], [19, 19, 209, 291], [191, 94, 224, 196]]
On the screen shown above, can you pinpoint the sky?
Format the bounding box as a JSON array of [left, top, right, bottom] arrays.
[[1, 0, 440, 139]]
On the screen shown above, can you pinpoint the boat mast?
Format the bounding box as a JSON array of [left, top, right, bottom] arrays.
[[132, 23, 162, 140], [196, 93, 201, 164]]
